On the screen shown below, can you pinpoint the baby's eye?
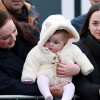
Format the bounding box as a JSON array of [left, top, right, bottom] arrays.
[[54, 41, 58, 44]]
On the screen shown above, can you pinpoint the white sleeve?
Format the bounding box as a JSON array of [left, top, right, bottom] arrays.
[[21, 47, 40, 83], [73, 45, 94, 75]]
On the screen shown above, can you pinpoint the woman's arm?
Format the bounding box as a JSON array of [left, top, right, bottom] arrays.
[[0, 70, 40, 95]]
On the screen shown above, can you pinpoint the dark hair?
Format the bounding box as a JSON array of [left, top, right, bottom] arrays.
[[54, 29, 68, 42], [0, 10, 11, 28], [0, 10, 39, 46], [80, 2, 100, 37]]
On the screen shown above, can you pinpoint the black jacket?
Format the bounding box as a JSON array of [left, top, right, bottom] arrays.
[[73, 33, 100, 100], [0, 25, 40, 95]]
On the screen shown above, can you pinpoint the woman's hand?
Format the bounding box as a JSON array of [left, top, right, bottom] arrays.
[[50, 82, 68, 97], [50, 61, 80, 97], [56, 61, 80, 77]]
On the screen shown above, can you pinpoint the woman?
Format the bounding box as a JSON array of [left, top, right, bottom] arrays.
[[0, 9, 80, 97], [73, 2, 100, 100], [0, 9, 40, 95]]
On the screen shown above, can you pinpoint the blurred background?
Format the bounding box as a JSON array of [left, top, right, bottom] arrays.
[[26, 0, 91, 27]]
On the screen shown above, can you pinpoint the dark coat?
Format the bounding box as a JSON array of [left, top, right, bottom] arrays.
[[73, 33, 100, 100], [0, 24, 40, 95], [71, 14, 86, 32]]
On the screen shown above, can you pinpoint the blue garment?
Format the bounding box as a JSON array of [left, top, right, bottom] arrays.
[[71, 14, 87, 32]]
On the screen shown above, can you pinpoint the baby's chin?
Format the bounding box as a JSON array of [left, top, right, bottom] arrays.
[[49, 48, 59, 53]]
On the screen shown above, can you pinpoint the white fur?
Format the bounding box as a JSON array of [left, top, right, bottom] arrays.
[[21, 15, 94, 83]]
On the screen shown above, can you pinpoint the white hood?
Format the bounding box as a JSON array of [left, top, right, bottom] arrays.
[[38, 14, 79, 49]]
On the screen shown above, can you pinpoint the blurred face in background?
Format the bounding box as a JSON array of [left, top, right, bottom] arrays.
[[89, 0, 100, 5], [88, 11, 100, 42], [3, 0, 25, 14]]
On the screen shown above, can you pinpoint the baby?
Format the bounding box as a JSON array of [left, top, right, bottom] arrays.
[[21, 15, 94, 100]]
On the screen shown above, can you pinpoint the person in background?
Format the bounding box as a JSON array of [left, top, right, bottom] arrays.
[[71, 0, 100, 32], [21, 15, 94, 100], [72, 2, 100, 100], [0, 0, 40, 31]]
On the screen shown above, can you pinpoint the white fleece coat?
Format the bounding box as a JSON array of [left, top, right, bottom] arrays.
[[21, 15, 94, 84]]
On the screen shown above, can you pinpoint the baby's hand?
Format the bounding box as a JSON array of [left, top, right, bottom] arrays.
[[23, 79, 33, 84]]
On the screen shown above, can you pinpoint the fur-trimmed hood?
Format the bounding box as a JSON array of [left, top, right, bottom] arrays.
[[21, 15, 94, 83], [38, 14, 79, 50]]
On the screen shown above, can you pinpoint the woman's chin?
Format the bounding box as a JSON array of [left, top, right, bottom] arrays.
[[8, 43, 15, 49]]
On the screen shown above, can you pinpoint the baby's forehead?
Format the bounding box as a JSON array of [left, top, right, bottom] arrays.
[[50, 33, 68, 41], [54, 29, 69, 34], [53, 30, 69, 37], [53, 32, 66, 36]]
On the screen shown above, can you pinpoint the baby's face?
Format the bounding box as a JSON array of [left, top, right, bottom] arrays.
[[44, 33, 67, 53]]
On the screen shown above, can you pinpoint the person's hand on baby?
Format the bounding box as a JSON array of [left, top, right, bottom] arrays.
[[56, 61, 80, 77], [50, 61, 80, 97]]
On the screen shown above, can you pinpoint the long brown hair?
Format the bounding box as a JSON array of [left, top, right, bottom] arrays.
[[80, 2, 100, 37], [0, 10, 39, 46]]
